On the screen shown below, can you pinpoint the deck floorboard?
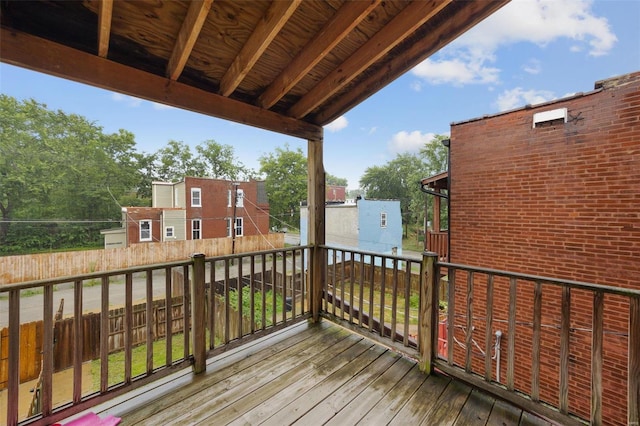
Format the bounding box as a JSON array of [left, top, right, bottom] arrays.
[[82, 321, 550, 425]]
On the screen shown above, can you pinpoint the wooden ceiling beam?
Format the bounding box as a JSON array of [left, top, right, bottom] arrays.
[[288, 0, 451, 119], [312, 0, 511, 126], [257, 0, 381, 110], [219, 0, 302, 97], [97, 0, 113, 58], [167, 0, 214, 81], [0, 28, 322, 140]]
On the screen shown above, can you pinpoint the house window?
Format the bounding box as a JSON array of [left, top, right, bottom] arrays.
[[191, 188, 201, 207], [380, 212, 387, 228], [140, 220, 152, 242], [192, 219, 201, 240], [227, 188, 244, 208], [165, 226, 174, 239], [227, 217, 244, 237]]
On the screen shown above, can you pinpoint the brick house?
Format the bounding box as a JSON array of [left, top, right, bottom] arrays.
[[439, 71, 639, 424], [107, 177, 270, 247]]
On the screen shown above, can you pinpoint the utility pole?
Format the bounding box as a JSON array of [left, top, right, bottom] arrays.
[[231, 182, 239, 261]]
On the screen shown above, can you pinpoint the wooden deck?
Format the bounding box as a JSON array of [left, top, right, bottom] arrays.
[[77, 321, 551, 426]]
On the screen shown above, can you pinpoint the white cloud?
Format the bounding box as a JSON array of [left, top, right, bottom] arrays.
[[111, 93, 142, 107], [324, 115, 348, 132], [388, 130, 436, 154], [411, 0, 617, 86], [495, 87, 556, 111], [523, 59, 542, 75]]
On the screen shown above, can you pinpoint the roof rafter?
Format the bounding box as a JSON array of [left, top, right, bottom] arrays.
[[97, 0, 113, 58], [288, 0, 451, 119], [0, 28, 322, 141], [312, 0, 511, 126], [257, 0, 381, 110], [219, 0, 302, 97], [166, 0, 214, 81]]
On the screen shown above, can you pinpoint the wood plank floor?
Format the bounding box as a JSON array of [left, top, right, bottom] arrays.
[[83, 321, 552, 426]]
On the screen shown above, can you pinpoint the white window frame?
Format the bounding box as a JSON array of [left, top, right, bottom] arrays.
[[380, 212, 387, 228], [227, 188, 244, 208], [235, 217, 243, 237], [140, 220, 152, 242], [226, 217, 243, 237], [192, 219, 202, 240], [165, 226, 174, 239], [191, 187, 202, 207]]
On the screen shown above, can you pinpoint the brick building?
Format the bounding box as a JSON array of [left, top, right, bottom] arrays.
[[447, 71, 639, 425], [107, 177, 270, 247]]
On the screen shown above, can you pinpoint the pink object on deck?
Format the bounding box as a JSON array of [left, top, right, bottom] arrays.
[[61, 412, 121, 426]]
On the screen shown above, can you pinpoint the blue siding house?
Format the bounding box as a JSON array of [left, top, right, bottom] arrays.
[[300, 198, 402, 258]]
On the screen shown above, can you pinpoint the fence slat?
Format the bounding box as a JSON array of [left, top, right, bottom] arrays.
[[146, 270, 154, 374], [42, 285, 54, 416], [465, 271, 474, 373], [560, 286, 570, 414], [100, 276, 109, 392], [8, 290, 20, 426], [484, 274, 494, 382], [166, 267, 174, 365], [447, 268, 456, 365], [507, 277, 517, 391], [532, 281, 542, 402], [591, 291, 604, 426], [391, 259, 398, 342], [73, 280, 83, 403], [124, 273, 133, 383]]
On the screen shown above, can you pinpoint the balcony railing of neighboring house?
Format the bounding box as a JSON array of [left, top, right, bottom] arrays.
[[2, 246, 311, 426], [3, 247, 639, 426], [426, 230, 449, 261]]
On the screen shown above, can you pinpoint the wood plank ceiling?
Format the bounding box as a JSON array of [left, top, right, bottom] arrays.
[[0, 0, 510, 140]]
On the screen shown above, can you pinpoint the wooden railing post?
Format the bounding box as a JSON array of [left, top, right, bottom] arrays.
[[191, 253, 206, 374], [308, 136, 325, 322], [419, 251, 438, 373], [7, 289, 20, 426]]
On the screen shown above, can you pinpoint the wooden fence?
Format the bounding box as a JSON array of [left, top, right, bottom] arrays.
[[0, 234, 284, 285], [0, 268, 291, 389]]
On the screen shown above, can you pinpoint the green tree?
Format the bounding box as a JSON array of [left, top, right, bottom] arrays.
[[151, 139, 252, 183], [196, 139, 249, 180], [259, 145, 307, 230], [326, 173, 348, 187], [0, 95, 141, 253], [360, 153, 425, 236], [359, 134, 450, 236], [152, 140, 202, 182]]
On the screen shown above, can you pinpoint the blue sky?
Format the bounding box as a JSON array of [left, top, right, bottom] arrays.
[[1, 0, 639, 190]]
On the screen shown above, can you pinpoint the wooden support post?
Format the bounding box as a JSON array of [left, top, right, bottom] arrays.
[[630, 296, 640, 426], [419, 251, 438, 373], [308, 136, 325, 322], [191, 253, 206, 374], [7, 290, 20, 426]]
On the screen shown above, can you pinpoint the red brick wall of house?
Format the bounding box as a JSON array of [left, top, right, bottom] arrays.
[[124, 208, 163, 244], [184, 177, 270, 239], [449, 72, 640, 425]]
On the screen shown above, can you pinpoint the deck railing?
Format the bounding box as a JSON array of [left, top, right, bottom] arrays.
[[432, 261, 640, 426], [319, 246, 424, 359], [1, 246, 310, 426], [426, 230, 448, 261], [3, 245, 638, 426]]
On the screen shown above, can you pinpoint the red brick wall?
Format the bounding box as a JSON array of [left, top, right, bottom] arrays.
[[449, 72, 640, 425], [183, 177, 270, 239], [124, 207, 163, 244]]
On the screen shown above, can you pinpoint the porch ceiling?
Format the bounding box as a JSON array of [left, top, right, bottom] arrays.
[[0, 0, 509, 140]]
